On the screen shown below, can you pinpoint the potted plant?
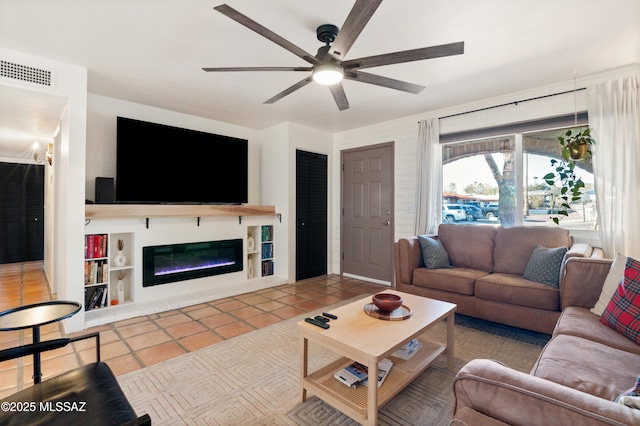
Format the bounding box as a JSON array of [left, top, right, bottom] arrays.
[[558, 128, 595, 161], [543, 128, 595, 224]]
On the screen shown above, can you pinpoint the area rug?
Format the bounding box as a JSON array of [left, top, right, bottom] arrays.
[[118, 303, 550, 425]]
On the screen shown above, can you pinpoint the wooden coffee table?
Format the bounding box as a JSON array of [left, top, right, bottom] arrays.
[[297, 290, 456, 425]]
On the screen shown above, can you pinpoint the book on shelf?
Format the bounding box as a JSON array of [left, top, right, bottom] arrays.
[[261, 242, 273, 259], [261, 225, 273, 242], [261, 260, 274, 276], [334, 359, 393, 388], [334, 361, 368, 388], [85, 234, 108, 259], [84, 259, 108, 285], [392, 338, 422, 360]]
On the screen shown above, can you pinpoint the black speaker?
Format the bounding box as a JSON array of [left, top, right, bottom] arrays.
[[95, 177, 115, 204]]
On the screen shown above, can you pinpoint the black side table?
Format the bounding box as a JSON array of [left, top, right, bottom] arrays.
[[0, 301, 81, 384]]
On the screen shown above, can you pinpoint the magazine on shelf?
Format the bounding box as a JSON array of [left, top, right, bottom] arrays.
[[334, 359, 393, 388], [362, 358, 393, 388]]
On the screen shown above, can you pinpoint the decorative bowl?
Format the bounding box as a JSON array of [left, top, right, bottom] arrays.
[[372, 293, 403, 312]]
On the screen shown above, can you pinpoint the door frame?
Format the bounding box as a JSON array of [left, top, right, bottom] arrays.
[[340, 142, 395, 284]]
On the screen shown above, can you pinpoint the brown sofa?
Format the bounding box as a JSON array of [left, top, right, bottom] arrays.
[[451, 257, 640, 425], [393, 224, 604, 334]]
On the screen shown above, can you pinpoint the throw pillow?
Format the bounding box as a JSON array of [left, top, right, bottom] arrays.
[[591, 253, 627, 316], [601, 256, 640, 344], [522, 245, 568, 287], [417, 235, 452, 269]]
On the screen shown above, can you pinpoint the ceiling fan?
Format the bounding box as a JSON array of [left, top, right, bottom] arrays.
[[203, 0, 464, 111]]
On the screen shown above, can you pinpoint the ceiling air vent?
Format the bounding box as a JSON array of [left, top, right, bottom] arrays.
[[0, 60, 52, 87]]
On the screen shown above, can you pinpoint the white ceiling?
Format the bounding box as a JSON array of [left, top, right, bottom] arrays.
[[0, 0, 639, 158]]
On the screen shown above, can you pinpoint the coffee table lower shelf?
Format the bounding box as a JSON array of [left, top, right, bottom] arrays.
[[303, 338, 446, 423]]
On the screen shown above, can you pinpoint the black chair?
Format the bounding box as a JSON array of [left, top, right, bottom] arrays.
[[0, 332, 151, 426]]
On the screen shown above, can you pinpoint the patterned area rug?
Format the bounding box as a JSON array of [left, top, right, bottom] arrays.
[[118, 302, 550, 425]]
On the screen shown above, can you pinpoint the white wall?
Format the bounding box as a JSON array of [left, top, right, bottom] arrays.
[[259, 122, 333, 280]]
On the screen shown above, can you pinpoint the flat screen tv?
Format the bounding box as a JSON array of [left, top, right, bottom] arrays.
[[116, 117, 248, 204]]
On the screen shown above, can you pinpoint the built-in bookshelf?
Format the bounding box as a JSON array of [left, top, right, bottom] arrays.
[[247, 225, 274, 279], [83, 232, 134, 311]]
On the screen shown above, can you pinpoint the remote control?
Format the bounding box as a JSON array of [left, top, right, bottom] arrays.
[[305, 317, 330, 329], [322, 312, 338, 320], [314, 315, 330, 323]]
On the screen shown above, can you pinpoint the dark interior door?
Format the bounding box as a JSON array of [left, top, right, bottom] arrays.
[[0, 162, 44, 264], [296, 150, 327, 280]]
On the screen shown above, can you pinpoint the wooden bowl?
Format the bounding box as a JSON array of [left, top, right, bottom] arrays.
[[372, 293, 403, 312]]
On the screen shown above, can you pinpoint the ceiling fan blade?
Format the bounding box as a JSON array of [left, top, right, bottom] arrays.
[[329, 0, 382, 60], [345, 70, 424, 94], [329, 83, 350, 111], [203, 66, 312, 72], [214, 4, 320, 65], [342, 41, 465, 70], [264, 76, 313, 104]]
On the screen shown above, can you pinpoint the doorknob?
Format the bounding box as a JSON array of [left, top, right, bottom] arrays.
[[384, 221, 390, 226]]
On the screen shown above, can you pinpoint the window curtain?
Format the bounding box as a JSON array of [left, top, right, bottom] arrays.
[[414, 119, 441, 235], [587, 75, 640, 259]]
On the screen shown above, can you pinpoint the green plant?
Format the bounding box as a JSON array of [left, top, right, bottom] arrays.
[[543, 128, 595, 224]]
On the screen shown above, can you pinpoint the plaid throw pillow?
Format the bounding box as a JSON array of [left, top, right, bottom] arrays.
[[601, 257, 640, 344]]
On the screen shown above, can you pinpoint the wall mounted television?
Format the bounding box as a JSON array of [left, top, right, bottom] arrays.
[[116, 117, 248, 204]]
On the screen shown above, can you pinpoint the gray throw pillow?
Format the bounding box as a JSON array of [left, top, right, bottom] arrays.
[[523, 245, 568, 287], [417, 235, 452, 269]]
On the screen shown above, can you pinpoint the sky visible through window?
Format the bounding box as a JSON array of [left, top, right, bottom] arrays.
[[444, 153, 593, 194]]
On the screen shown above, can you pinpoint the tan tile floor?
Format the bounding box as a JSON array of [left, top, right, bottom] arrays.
[[0, 261, 386, 399]]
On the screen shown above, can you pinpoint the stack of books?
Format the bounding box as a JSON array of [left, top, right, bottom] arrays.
[[391, 338, 422, 360], [334, 359, 393, 388]]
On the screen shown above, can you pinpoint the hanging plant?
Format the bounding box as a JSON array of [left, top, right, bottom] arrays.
[[543, 128, 595, 224]]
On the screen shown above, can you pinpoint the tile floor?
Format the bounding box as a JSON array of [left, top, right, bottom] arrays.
[[0, 261, 387, 399]]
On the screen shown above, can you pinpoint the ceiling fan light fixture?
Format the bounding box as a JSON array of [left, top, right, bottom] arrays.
[[312, 64, 344, 85]]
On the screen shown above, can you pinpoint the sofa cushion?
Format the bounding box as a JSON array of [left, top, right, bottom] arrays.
[[601, 256, 640, 345], [523, 245, 568, 287], [475, 273, 560, 311], [417, 235, 452, 269], [413, 267, 488, 296], [591, 253, 626, 316], [438, 224, 496, 273], [554, 307, 640, 355], [493, 226, 571, 275], [531, 334, 640, 400]]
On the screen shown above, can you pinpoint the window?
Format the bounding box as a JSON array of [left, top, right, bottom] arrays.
[[441, 125, 595, 229]]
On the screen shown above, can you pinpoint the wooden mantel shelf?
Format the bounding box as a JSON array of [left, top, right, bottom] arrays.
[[85, 204, 277, 219]]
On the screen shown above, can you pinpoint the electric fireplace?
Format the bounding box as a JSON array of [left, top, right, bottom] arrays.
[[143, 239, 243, 287]]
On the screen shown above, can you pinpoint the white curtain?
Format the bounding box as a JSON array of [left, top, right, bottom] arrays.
[[587, 75, 640, 259], [414, 119, 441, 235]]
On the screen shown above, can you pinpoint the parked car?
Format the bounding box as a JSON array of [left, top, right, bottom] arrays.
[[443, 204, 467, 222], [481, 203, 500, 219], [461, 205, 483, 221]]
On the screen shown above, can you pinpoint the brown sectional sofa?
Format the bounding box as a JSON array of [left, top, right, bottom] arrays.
[[393, 224, 604, 334], [451, 257, 640, 425]]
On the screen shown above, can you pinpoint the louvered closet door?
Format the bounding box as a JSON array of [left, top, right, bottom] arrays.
[[0, 162, 44, 264], [296, 150, 328, 281]]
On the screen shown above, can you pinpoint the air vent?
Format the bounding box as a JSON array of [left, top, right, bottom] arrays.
[[0, 60, 52, 87]]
